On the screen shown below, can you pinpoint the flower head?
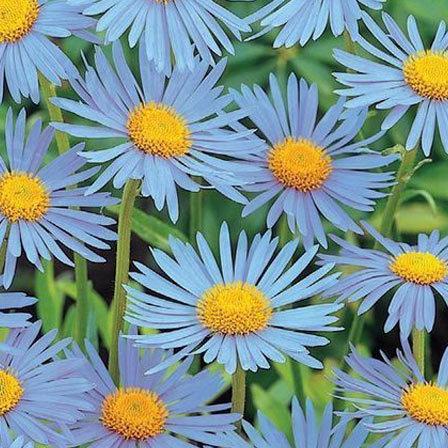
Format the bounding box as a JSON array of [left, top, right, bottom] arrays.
[[242, 397, 372, 448], [0, 292, 36, 329], [320, 222, 448, 337], [334, 13, 448, 156], [335, 340, 448, 447], [0, 0, 98, 104], [246, 0, 385, 47], [51, 42, 262, 223], [67, 330, 240, 447], [125, 222, 341, 374], [231, 74, 398, 248], [0, 321, 93, 446], [68, 0, 250, 74], [0, 109, 118, 289]]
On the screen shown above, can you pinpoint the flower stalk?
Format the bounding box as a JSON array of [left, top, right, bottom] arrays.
[[40, 75, 90, 347], [108, 178, 140, 385], [231, 364, 246, 430]]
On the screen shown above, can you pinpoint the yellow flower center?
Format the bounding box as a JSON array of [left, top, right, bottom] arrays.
[[197, 282, 273, 335], [390, 252, 447, 285], [403, 51, 448, 101], [101, 388, 169, 440], [0, 369, 23, 416], [268, 137, 332, 192], [0, 172, 50, 223], [0, 0, 39, 44], [127, 102, 191, 158], [402, 383, 448, 426]]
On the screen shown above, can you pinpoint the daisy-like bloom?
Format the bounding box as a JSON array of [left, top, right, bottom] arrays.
[[320, 222, 448, 337], [51, 42, 261, 223], [67, 330, 240, 447], [245, 0, 385, 48], [0, 292, 36, 329], [0, 0, 98, 104], [334, 13, 448, 156], [0, 321, 93, 446], [125, 222, 341, 375], [335, 340, 448, 447], [242, 398, 380, 448], [231, 75, 398, 248], [68, 0, 250, 75], [0, 109, 118, 289]]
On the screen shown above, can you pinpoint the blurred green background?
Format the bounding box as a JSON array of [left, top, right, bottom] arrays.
[[2, 0, 448, 445]]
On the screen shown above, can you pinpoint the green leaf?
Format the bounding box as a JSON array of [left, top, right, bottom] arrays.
[[396, 203, 448, 234], [107, 205, 187, 252], [411, 161, 448, 200], [35, 260, 64, 333]]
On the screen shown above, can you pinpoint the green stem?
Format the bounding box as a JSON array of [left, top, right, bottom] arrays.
[[412, 329, 426, 376], [40, 75, 90, 346], [189, 188, 203, 240], [108, 179, 140, 385], [231, 365, 246, 429]]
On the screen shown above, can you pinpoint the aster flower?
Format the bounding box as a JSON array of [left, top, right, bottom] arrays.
[[0, 321, 93, 446], [67, 330, 240, 447], [231, 74, 398, 248], [334, 13, 448, 156], [68, 0, 250, 75], [335, 340, 448, 447], [125, 222, 341, 375], [246, 0, 385, 48], [0, 109, 118, 289], [0, 292, 36, 329], [51, 41, 261, 222], [320, 221, 448, 337], [0, 0, 98, 104], [242, 397, 383, 448]]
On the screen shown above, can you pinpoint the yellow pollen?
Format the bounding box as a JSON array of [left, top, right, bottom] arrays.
[[390, 252, 447, 285], [127, 102, 191, 158], [0, 172, 50, 223], [0, 369, 23, 416], [268, 137, 332, 192], [402, 383, 448, 426], [197, 282, 273, 335], [403, 51, 448, 101], [0, 0, 39, 44], [101, 388, 169, 440]]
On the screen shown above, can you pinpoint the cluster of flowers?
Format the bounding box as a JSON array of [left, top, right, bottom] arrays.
[[1, 0, 448, 446]]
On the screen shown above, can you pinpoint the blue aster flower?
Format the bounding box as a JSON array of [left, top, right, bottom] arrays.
[[231, 74, 398, 249], [9, 437, 34, 448], [125, 222, 341, 375], [0, 108, 118, 289], [0, 321, 93, 446], [242, 397, 387, 448], [66, 329, 241, 447], [335, 340, 448, 447], [51, 41, 262, 222], [334, 13, 448, 156], [320, 221, 448, 338], [0, 292, 36, 329], [246, 0, 385, 48], [68, 0, 250, 75], [0, 0, 98, 104]]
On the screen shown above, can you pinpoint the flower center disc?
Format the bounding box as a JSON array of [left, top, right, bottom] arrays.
[[197, 282, 273, 335], [0, 172, 50, 222], [402, 383, 448, 426], [390, 252, 447, 285], [403, 51, 448, 101], [0, 369, 23, 416], [0, 0, 39, 43], [101, 388, 169, 440], [268, 137, 332, 192], [127, 102, 191, 158]]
